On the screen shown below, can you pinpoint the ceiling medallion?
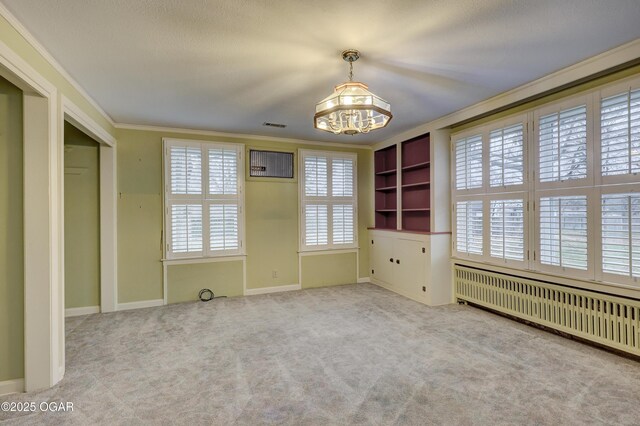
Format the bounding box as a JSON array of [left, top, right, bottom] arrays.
[[314, 49, 392, 135]]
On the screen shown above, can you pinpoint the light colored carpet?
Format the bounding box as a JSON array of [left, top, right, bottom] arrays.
[[1, 283, 640, 425]]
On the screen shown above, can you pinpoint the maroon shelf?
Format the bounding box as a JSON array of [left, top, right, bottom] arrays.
[[376, 185, 397, 192], [374, 145, 398, 229], [401, 134, 430, 232]]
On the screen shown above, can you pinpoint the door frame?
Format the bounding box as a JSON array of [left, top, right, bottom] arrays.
[[61, 96, 117, 317]]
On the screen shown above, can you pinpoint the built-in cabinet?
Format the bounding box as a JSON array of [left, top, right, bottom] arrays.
[[370, 130, 452, 306], [369, 229, 451, 305]]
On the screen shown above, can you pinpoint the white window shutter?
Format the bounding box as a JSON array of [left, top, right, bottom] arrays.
[[170, 204, 203, 253], [332, 158, 354, 197], [539, 105, 587, 182], [456, 200, 483, 255], [455, 135, 483, 190], [489, 124, 524, 187], [209, 204, 239, 251], [333, 204, 354, 244], [601, 89, 640, 176], [601, 193, 640, 278], [304, 156, 328, 197], [209, 148, 238, 195], [490, 199, 524, 261], [170, 146, 202, 194], [305, 204, 328, 246], [539, 196, 588, 270]]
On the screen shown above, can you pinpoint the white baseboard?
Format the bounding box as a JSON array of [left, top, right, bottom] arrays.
[[117, 299, 164, 311], [65, 305, 100, 317], [357, 277, 371, 283], [0, 378, 24, 396], [244, 284, 301, 296]]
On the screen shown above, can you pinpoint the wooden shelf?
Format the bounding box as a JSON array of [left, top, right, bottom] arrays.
[[402, 208, 431, 212], [376, 209, 397, 213], [375, 185, 397, 192], [402, 161, 430, 171], [401, 182, 430, 188], [375, 168, 397, 176]]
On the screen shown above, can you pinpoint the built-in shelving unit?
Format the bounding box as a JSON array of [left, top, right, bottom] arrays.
[[374, 145, 397, 229], [369, 130, 451, 307], [373, 133, 431, 232], [401, 134, 430, 232]]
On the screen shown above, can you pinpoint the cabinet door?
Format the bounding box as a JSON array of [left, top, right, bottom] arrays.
[[371, 235, 394, 285], [393, 238, 427, 297]]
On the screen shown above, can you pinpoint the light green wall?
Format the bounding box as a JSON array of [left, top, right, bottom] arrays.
[[167, 261, 244, 303], [0, 13, 116, 382], [301, 252, 358, 289], [64, 123, 100, 309], [0, 76, 23, 382], [116, 128, 373, 303]]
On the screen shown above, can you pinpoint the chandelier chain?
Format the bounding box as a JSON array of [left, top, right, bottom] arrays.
[[348, 61, 353, 82]]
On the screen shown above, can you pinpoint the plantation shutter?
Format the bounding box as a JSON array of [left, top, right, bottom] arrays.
[[305, 204, 329, 246], [333, 204, 354, 244], [170, 204, 203, 253], [455, 134, 483, 190], [208, 148, 238, 195], [301, 151, 357, 250], [538, 105, 588, 182], [207, 147, 241, 253], [332, 158, 354, 197], [455, 200, 483, 255], [209, 204, 239, 251], [490, 199, 524, 261], [304, 155, 328, 197], [539, 195, 588, 270], [165, 140, 243, 259], [601, 193, 640, 278], [170, 146, 202, 195], [489, 124, 524, 187], [601, 89, 640, 176]]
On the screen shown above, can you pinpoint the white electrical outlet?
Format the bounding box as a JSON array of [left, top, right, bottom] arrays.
[[272, 270, 278, 278]]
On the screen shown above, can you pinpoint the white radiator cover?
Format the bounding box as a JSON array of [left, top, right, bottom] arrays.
[[455, 264, 640, 356]]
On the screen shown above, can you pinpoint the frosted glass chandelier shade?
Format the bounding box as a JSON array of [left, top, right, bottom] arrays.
[[314, 50, 392, 135]]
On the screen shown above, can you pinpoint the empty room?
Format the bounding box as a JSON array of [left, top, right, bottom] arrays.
[[1, 1, 640, 424]]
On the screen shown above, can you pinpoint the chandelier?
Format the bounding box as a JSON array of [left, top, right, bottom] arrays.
[[314, 50, 392, 135]]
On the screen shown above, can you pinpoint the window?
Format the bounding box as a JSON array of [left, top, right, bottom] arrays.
[[538, 104, 588, 183], [490, 198, 525, 262], [601, 88, 640, 177], [455, 200, 483, 256], [300, 150, 357, 250], [538, 195, 588, 270], [164, 139, 244, 259], [489, 124, 524, 187], [452, 76, 640, 290], [455, 134, 483, 190], [601, 192, 640, 280]]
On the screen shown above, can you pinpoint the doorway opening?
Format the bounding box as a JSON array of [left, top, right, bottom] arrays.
[[64, 122, 101, 317]]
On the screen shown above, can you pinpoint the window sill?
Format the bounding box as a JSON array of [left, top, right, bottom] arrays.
[[162, 255, 246, 265], [298, 247, 359, 255]]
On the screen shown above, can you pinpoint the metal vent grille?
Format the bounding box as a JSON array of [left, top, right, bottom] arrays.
[[455, 264, 640, 356], [249, 150, 294, 178]]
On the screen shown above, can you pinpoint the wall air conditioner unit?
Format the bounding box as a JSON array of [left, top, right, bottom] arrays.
[[249, 149, 294, 178]]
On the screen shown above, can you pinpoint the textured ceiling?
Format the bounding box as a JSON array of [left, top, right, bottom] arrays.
[[3, 0, 640, 144]]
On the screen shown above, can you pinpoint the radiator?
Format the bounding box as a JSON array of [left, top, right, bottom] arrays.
[[454, 264, 640, 356]]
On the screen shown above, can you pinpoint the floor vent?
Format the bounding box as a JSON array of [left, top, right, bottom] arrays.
[[454, 264, 640, 356]]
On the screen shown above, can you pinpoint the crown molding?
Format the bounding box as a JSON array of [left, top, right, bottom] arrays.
[[377, 38, 640, 149], [0, 2, 115, 127], [115, 123, 373, 150]]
